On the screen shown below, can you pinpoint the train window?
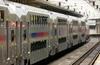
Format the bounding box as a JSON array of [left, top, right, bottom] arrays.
[[31, 40, 47, 52], [73, 35, 78, 39], [35, 15, 37, 24], [43, 17, 45, 24], [11, 30, 15, 42], [36, 16, 38, 24], [23, 30, 27, 40], [30, 15, 48, 25], [45, 17, 48, 24], [38, 16, 40, 24], [89, 26, 95, 29], [40, 16, 42, 24], [30, 15, 34, 25], [0, 10, 4, 22], [72, 21, 78, 26], [58, 37, 66, 44], [32, 15, 34, 25], [81, 22, 85, 26], [58, 19, 66, 25], [82, 34, 85, 37]]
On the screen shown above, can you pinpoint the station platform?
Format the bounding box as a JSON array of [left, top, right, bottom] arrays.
[[94, 55, 100, 65]]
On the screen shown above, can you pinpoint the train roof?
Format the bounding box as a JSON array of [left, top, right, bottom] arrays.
[[7, 1, 50, 17], [0, 0, 50, 19], [49, 11, 68, 19]]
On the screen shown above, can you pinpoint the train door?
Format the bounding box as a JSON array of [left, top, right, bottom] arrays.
[[0, 10, 7, 65], [8, 21, 24, 65], [0, 10, 18, 65], [19, 21, 29, 65], [1, 20, 18, 65], [69, 22, 73, 48], [57, 18, 68, 52], [9, 21, 21, 65], [49, 21, 58, 56]]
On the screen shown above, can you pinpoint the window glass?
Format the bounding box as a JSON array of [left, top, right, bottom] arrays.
[[58, 19, 66, 25], [0, 10, 4, 22], [81, 22, 85, 26], [31, 40, 47, 51], [30, 15, 48, 25], [58, 37, 66, 44], [73, 35, 78, 39], [72, 21, 78, 26], [11, 30, 15, 42], [23, 30, 26, 40]]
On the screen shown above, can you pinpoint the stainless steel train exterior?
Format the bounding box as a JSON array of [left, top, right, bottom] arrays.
[[69, 16, 81, 46], [0, 1, 89, 65]]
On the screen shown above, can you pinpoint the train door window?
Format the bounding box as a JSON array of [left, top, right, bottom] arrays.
[[11, 30, 15, 42], [0, 10, 4, 22], [23, 29, 27, 40]]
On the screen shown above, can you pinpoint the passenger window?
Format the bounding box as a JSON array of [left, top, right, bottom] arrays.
[[11, 30, 15, 42], [30, 15, 48, 25], [82, 34, 85, 37], [32, 15, 34, 25], [58, 37, 66, 44], [31, 40, 47, 52], [37, 16, 39, 25], [73, 35, 78, 39], [35, 15, 37, 24], [58, 19, 66, 25], [40, 16, 42, 24]]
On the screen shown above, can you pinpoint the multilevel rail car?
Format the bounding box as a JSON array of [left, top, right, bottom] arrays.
[[0, 1, 89, 65]]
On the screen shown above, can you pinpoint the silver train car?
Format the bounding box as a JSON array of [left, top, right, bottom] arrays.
[[0, 1, 89, 65]]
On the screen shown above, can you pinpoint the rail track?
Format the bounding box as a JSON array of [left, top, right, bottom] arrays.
[[71, 41, 100, 65]]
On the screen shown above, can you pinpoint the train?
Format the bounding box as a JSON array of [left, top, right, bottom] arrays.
[[0, 1, 89, 65]]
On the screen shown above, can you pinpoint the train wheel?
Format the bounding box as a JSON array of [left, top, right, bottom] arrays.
[[49, 47, 58, 56]]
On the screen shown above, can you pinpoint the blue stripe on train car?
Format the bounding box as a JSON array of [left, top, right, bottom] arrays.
[[31, 33, 37, 37]]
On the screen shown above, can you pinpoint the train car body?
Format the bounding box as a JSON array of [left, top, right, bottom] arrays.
[[49, 12, 69, 52], [0, 1, 23, 65], [0, 1, 89, 65], [68, 16, 80, 46]]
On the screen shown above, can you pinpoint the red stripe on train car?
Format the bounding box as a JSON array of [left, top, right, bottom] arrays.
[[0, 35, 5, 43]]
